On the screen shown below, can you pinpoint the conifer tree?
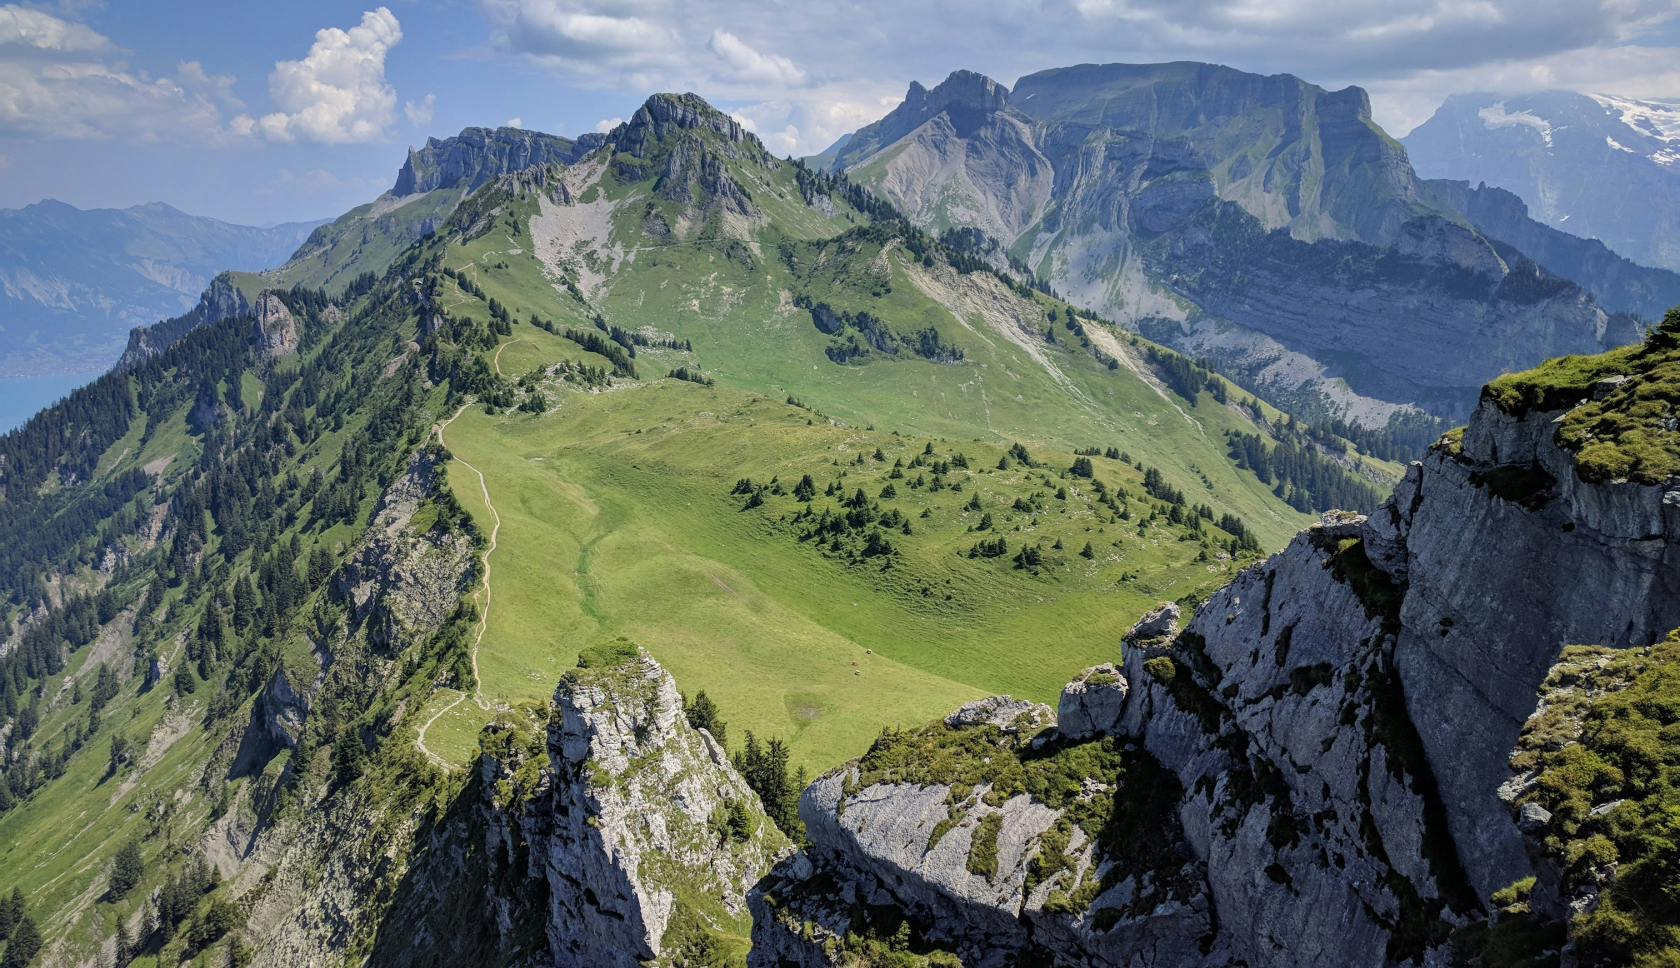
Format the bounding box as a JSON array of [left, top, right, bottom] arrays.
[[2, 912, 40, 968], [684, 691, 727, 746], [108, 840, 144, 899]]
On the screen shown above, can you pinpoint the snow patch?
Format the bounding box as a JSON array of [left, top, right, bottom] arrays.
[[1478, 102, 1553, 146]]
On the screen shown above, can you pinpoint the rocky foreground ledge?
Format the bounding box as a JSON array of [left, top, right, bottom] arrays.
[[458, 343, 1680, 967], [478, 642, 791, 968], [746, 369, 1680, 967]]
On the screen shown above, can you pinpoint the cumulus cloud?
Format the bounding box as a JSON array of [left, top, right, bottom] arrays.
[[473, 0, 1680, 152], [706, 29, 806, 86], [0, 3, 108, 51], [258, 7, 403, 144], [0, 5, 252, 143], [593, 116, 622, 132], [405, 92, 435, 126], [478, 0, 682, 89]]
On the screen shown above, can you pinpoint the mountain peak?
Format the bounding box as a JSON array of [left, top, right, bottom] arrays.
[[610, 92, 754, 148], [831, 69, 1012, 170], [914, 69, 1011, 114]]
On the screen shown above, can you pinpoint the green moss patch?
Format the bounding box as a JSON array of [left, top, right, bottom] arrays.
[[966, 813, 1002, 879], [1510, 632, 1680, 967], [575, 637, 641, 670], [1484, 317, 1680, 484]]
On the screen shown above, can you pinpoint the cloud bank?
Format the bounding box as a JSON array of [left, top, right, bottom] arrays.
[[0, 5, 427, 146], [473, 0, 1680, 152]]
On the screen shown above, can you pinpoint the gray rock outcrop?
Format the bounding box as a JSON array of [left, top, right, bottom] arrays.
[[944, 695, 1053, 731], [334, 448, 474, 652], [392, 125, 598, 197], [1057, 665, 1127, 740], [752, 704, 1209, 968], [494, 645, 792, 967], [1123, 601, 1179, 644], [115, 271, 250, 370], [251, 292, 298, 357]]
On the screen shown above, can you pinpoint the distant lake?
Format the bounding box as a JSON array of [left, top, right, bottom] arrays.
[[0, 372, 100, 433]]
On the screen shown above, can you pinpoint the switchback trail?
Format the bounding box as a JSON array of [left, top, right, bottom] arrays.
[[415, 401, 503, 769]]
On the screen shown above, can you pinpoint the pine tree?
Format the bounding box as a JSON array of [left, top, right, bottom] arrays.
[[114, 916, 132, 967], [108, 840, 144, 899], [232, 575, 255, 633], [683, 692, 727, 746], [2, 912, 41, 968]]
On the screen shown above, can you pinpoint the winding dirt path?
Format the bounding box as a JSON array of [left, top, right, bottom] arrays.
[[415, 401, 504, 769]]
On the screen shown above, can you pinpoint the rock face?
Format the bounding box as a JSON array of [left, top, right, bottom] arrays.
[[251, 291, 299, 357], [115, 271, 251, 370], [392, 126, 599, 197], [499, 645, 791, 967], [1123, 601, 1179, 644], [753, 707, 1209, 968], [756, 341, 1680, 965], [334, 448, 475, 652], [600, 93, 775, 229], [836, 64, 1639, 418]]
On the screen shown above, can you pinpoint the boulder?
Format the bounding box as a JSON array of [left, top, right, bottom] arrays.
[[1057, 664, 1128, 739], [1124, 601, 1180, 645], [944, 695, 1054, 732]]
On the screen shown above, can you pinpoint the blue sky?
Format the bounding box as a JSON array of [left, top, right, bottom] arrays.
[[4, 0, 1679, 226]]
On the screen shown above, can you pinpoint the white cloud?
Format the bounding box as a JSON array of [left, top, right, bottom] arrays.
[[594, 116, 623, 132], [258, 7, 403, 144], [506, 116, 522, 127], [0, 6, 252, 143], [478, 0, 683, 89], [706, 29, 806, 86], [405, 92, 435, 125], [0, 57, 250, 142], [0, 4, 109, 51]]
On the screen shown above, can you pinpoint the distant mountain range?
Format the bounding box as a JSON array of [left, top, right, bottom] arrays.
[[1404, 91, 1680, 273], [821, 64, 1668, 420], [0, 201, 325, 377]]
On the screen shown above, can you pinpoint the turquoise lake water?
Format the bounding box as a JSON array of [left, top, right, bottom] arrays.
[[0, 372, 99, 433]]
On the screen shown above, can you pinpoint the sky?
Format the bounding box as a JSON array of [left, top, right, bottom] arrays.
[[3, 0, 1679, 226]]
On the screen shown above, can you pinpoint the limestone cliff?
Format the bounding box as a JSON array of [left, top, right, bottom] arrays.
[[392, 126, 598, 198], [837, 65, 1639, 419], [114, 271, 253, 370], [469, 644, 793, 968], [251, 292, 299, 357]]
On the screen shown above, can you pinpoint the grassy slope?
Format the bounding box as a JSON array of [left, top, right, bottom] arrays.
[[408, 146, 1314, 772], [267, 188, 465, 291]]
